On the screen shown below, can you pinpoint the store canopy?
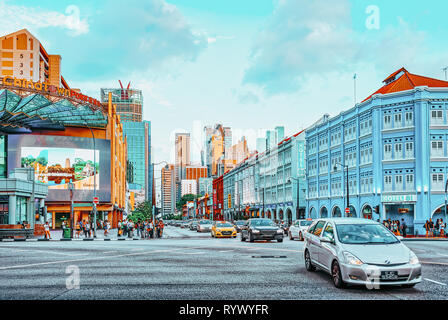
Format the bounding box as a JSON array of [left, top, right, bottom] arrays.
[[0, 89, 107, 133]]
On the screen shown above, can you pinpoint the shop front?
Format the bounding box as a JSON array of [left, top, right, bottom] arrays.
[[382, 194, 416, 235]]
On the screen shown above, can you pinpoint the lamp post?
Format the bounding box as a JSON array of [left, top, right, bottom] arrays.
[[334, 163, 349, 216], [289, 176, 302, 221], [444, 178, 448, 221], [68, 180, 74, 238]]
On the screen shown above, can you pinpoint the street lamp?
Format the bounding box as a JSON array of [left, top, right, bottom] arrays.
[[334, 163, 350, 216], [444, 178, 448, 221], [68, 180, 74, 238], [289, 176, 304, 221]]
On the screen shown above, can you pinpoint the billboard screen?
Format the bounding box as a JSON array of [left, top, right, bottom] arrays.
[[20, 147, 99, 190], [8, 135, 111, 202]]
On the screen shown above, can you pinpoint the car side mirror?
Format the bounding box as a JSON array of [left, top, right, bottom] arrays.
[[320, 237, 335, 245]]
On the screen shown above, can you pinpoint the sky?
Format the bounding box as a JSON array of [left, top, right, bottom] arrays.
[[2, 0, 448, 169]]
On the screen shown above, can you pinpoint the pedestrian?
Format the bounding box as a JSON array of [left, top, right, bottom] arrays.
[[85, 220, 90, 238], [435, 219, 440, 237], [158, 220, 164, 238], [440, 219, 446, 237], [104, 219, 109, 236], [44, 221, 51, 239], [140, 221, 145, 239], [429, 218, 434, 237], [118, 220, 123, 237], [76, 221, 81, 238], [401, 219, 407, 238]]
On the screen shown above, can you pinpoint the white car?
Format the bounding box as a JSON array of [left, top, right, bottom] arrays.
[[288, 219, 313, 241]]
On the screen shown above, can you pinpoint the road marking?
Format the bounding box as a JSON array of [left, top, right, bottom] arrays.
[[219, 250, 233, 253], [0, 247, 88, 256], [102, 251, 118, 254], [131, 248, 144, 251], [437, 253, 448, 257], [181, 252, 206, 255], [424, 278, 447, 286], [0, 246, 206, 271], [421, 260, 448, 266]]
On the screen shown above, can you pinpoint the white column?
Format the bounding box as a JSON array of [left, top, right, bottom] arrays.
[[8, 195, 16, 224]]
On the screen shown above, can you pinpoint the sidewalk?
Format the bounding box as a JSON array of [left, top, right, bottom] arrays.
[[0, 228, 166, 242]]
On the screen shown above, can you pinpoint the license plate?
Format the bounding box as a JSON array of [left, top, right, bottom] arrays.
[[381, 271, 398, 280]]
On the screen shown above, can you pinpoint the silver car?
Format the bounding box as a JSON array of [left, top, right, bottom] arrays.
[[197, 220, 213, 232], [304, 218, 421, 288]]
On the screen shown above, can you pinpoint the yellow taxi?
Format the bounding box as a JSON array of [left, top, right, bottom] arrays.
[[211, 221, 237, 238]]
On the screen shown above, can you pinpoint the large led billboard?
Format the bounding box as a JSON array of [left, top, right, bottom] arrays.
[[8, 135, 111, 202], [20, 147, 99, 190]]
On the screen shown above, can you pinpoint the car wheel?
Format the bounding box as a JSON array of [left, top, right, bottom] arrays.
[[304, 250, 315, 272], [332, 261, 345, 288], [249, 232, 254, 243], [299, 232, 303, 241], [277, 238, 283, 243], [289, 232, 293, 240], [241, 233, 246, 242]]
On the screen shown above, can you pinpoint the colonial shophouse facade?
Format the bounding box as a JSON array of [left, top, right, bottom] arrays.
[[305, 68, 448, 235], [222, 131, 306, 223]]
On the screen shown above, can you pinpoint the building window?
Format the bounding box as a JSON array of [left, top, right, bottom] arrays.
[[384, 144, 392, 160], [405, 174, 414, 191], [431, 173, 444, 191], [384, 175, 392, 191], [405, 112, 413, 126], [395, 175, 403, 191], [431, 110, 444, 125], [394, 143, 403, 159], [431, 141, 444, 157], [384, 115, 392, 129], [405, 142, 414, 158], [394, 113, 402, 128]]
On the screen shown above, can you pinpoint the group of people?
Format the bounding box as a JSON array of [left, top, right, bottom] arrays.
[[424, 218, 446, 237], [382, 218, 408, 237], [117, 219, 164, 239]]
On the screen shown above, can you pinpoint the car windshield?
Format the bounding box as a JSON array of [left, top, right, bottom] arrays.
[[299, 221, 313, 227], [199, 221, 211, 225], [251, 220, 276, 227], [336, 223, 399, 244], [216, 223, 233, 227], [235, 221, 245, 225]]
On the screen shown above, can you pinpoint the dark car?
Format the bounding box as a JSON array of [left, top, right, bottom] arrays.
[[233, 220, 245, 232], [240, 218, 284, 242], [189, 220, 198, 231]]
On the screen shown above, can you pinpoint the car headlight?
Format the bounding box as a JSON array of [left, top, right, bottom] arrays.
[[409, 251, 419, 265], [252, 229, 260, 233], [216, 229, 221, 232], [343, 251, 363, 265], [277, 229, 283, 233]]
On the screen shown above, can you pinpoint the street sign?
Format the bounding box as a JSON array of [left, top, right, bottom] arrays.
[[345, 207, 350, 214], [93, 196, 99, 204]]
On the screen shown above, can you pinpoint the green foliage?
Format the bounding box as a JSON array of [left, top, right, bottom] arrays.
[[176, 194, 200, 211], [128, 201, 153, 221]]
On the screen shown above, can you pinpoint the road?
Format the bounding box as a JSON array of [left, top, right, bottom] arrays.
[[0, 226, 448, 300]]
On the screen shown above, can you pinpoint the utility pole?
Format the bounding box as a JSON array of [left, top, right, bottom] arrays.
[[443, 67, 448, 81], [353, 73, 357, 105]]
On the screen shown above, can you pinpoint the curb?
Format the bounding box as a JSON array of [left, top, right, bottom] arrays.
[[1, 237, 162, 241]]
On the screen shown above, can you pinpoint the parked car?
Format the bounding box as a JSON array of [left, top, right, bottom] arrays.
[[211, 221, 237, 238], [233, 220, 245, 233], [288, 219, 313, 241], [240, 218, 284, 242], [304, 218, 422, 288], [197, 220, 213, 232], [189, 220, 199, 231]]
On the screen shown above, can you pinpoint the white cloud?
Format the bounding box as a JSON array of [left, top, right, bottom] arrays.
[[0, 2, 89, 36]]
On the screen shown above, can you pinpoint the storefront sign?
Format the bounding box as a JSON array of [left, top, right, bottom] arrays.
[[381, 194, 417, 203], [398, 208, 409, 213], [0, 76, 102, 107]]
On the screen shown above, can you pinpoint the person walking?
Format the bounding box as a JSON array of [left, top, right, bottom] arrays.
[[429, 218, 434, 237], [76, 221, 81, 238], [158, 220, 164, 238], [118, 220, 123, 237], [440, 219, 446, 237], [401, 218, 407, 238], [85, 220, 90, 238], [44, 221, 51, 239]]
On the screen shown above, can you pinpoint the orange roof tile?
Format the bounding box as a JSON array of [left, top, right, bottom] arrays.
[[362, 68, 448, 102]]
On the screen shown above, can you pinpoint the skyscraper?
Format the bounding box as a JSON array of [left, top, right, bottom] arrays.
[[101, 83, 152, 203], [161, 164, 176, 215], [275, 126, 285, 143]]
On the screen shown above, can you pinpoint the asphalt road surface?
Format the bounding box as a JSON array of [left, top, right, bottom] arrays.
[[1, 226, 448, 300]]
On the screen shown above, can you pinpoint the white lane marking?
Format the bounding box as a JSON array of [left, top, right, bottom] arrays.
[[219, 250, 233, 253], [0, 246, 206, 271], [421, 261, 448, 266], [102, 251, 118, 254], [424, 278, 447, 286], [181, 252, 206, 255], [0, 247, 88, 256], [131, 248, 144, 251], [437, 253, 448, 257]]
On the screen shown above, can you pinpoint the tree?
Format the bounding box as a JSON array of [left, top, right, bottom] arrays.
[[128, 201, 153, 221], [176, 194, 199, 211]]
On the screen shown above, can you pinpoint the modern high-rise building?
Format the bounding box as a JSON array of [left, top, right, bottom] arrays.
[[186, 165, 208, 182], [0, 29, 69, 88], [161, 164, 176, 215], [198, 177, 213, 196], [175, 133, 191, 200], [256, 137, 267, 153], [181, 179, 198, 196], [101, 84, 152, 204], [101, 83, 143, 122], [275, 126, 285, 143]]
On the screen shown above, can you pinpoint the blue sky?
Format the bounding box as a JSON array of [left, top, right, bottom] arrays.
[[1, 0, 448, 167]]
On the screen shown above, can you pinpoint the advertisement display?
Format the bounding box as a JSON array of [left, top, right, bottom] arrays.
[[8, 135, 111, 202], [21, 147, 99, 190]]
